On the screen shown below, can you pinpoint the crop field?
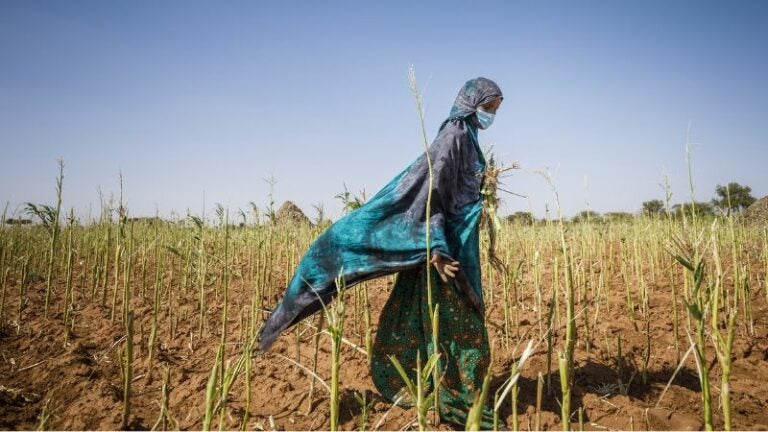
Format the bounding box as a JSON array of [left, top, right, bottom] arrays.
[[4, 1, 768, 431], [1, 193, 767, 430]]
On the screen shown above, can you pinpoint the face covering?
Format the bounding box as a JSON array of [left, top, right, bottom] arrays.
[[475, 108, 495, 129]]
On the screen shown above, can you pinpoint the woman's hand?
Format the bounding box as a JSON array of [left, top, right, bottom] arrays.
[[430, 254, 460, 283]]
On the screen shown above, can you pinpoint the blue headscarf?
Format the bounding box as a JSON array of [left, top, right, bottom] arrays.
[[258, 77, 503, 351], [447, 77, 503, 121]]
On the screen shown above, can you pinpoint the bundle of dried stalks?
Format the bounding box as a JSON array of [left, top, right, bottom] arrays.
[[479, 151, 521, 275]]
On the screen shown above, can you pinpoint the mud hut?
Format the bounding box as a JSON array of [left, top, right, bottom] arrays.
[[742, 195, 768, 225], [275, 201, 312, 226]]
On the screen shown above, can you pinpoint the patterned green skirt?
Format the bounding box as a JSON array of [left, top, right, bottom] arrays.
[[370, 265, 496, 429]]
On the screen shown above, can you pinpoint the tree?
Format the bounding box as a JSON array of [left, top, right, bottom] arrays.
[[712, 182, 756, 215], [641, 199, 665, 216], [571, 210, 600, 223], [505, 211, 534, 225], [604, 212, 635, 222], [671, 202, 714, 218]]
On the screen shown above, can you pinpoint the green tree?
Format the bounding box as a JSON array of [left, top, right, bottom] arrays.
[[505, 211, 534, 225], [641, 199, 665, 216], [571, 210, 600, 223], [672, 202, 714, 218], [712, 182, 756, 215], [604, 212, 635, 222]]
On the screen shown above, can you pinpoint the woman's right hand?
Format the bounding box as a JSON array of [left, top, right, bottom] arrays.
[[430, 254, 460, 283]]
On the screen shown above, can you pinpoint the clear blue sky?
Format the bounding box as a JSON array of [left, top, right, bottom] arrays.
[[1, 1, 766, 221]]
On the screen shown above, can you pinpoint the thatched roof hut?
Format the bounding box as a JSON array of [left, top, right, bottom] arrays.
[[742, 196, 768, 225], [275, 201, 312, 225]]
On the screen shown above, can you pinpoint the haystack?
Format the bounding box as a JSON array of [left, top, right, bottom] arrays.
[[742, 196, 768, 225], [275, 201, 312, 225]]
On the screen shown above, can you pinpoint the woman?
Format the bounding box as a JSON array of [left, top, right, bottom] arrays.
[[259, 77, 503, 427]]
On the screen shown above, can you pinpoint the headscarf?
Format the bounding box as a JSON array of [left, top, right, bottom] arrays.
[[447, 77, 503, 121]]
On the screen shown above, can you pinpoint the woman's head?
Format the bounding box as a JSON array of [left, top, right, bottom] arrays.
[[448, 77, 503, 126]]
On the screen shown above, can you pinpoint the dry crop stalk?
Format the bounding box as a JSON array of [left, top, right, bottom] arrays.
[[194, 215, 206, 337], [713, 308, 736, 431], [538, 168, 578, 431], [620, 249, 638, 331], [113, 173, 128, 322], [216, 348, 248, 429], [553, 254, 560, 327], [0, 267, 8, 323], [495, 342, 536, 432], [78, 231, 89, 296], [466, 343, 493, 431], [389, 346, 442, 432], [545, 290, 556, 394], [152, 365, 178, 431], [633, 238, 649, 316], [37, 397, 53, 431], [558, 351, 572, 430], [140, 246, 148, 299], [165, 265, 175, 338], [122, 311, 134, 429], [0, 252, 8, 323], [726, 203, 754, 336], [327, 271, 347, 431], [763, 227, 768, 303], [110, 218, 124, 322], [535, 372, 544, 431], [89, 242, 99, 301], [513, 260, 522, 339], [353, 390, 375, 432], [101, 226, 111, 306], [122, 222, 134, 326], [242, 314, 257, 429], [202, 352, 221, 431], [219, 212, 230, 389], [352, 279, 360, 336], [669, 236, 713, 431], [43, 159, 64, 318], [533, 249, 543, 336], [363, 281, 372, 357], [583, 301, 591, 358], [146, 250, 163, 380], [62, 211, 75, 346], [18, 257, 29, 327], [669, 252, 682, 364], [641, 317, 651, 384], [407, 65, 442, 424], [510, 363, 519, 431], [306, 312, 325, 414], [501, 270, 512, 348], [711, 226, 738, 431]]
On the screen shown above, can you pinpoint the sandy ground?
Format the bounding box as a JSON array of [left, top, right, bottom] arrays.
[[1, 258, 767, 431]]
